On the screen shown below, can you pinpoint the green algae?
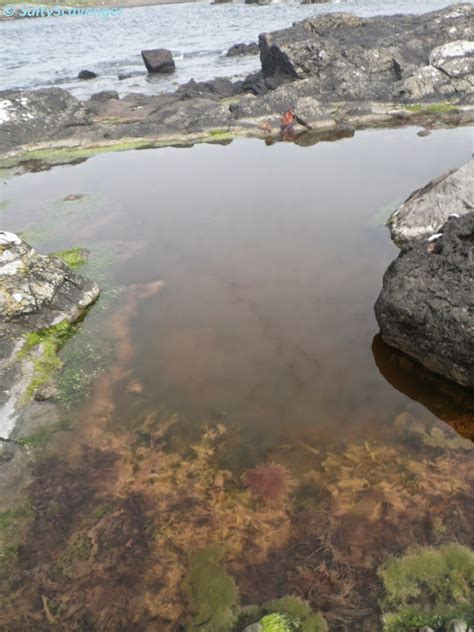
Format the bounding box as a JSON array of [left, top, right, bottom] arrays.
[[0, 505, 32, 579], [379, 544, 474, 631], [182, 547, 238, 632], [17, 418, 71, 449], [52, 246, 88, 270], [263, 597, 328, 632], [406, 102, 458, 115], [261, 613, 293, 632]]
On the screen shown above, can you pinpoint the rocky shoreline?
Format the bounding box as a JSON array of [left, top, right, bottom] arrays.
[[0, 4, 473, 171]]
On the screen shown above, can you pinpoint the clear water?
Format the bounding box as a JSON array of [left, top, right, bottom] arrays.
[[0, 0, 472, 99]]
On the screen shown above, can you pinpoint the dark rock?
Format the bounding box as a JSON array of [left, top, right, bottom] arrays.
[[89, 90, 119, 102], [0, 87, 88, 153], [177, 77, 238, 100], [141, 48, 176, 74], [374, 213, 474, 388], [226, 42, 259, 57], [258, 5, 474, 102], [301, 0, 330, 4], [118, 71, 144, 81], [388, 159, 474, 246], [78, 69, 97, 80]]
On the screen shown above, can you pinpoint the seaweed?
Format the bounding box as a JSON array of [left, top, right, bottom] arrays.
[[182, 547, 238, 632], [379, 544, 474, 631]]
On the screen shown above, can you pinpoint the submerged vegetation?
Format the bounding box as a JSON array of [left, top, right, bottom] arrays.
[[379, 544, 474, 631], [52, 246, 89, 270]]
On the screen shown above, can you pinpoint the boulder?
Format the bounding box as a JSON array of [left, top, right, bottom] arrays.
[[374, 213, 474, 388], [257, 4, 474, 101], [226, 42, 259, 57], [78, 69, 97, 80], [141, 48, 176, 74], [0, 87, 88, 153], [388, 159, 474, 246]]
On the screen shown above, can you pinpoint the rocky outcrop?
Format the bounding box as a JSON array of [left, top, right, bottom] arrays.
[[0, 232, 100, 437], [0, 87, 87, 152], [388, 159, 474, 246], [374, 214, 474, 388], [141, 48, 176, 74], [258, 4, 474, 102], [0, 6, 473, 160]]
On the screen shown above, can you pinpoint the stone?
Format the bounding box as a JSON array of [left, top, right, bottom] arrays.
[[78, 69, 97, 80], [243, 624, 263, 632], [226, 42, 259, 57], [141, 48, 176, 74], [89, 90, 119, 102], [0, 87, 88, 153], [446, 621, 468, 632], [374, 213, 474, 388], [388, 159, 474, 246]]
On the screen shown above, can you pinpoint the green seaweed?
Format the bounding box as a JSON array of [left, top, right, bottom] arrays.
[[379, 544, 474, 631], [182, 547, 238, 632], [263, 596, 328, 632], [0, 505, 32, 579], [261, 613, 293, 632], [406, 102, 457, 115], [52, 246, 88, 270]]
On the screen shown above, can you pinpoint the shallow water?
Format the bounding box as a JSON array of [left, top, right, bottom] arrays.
[[0, 0, 472, 98], [2, 125, 473, 447], [1, 126, 474, 631]]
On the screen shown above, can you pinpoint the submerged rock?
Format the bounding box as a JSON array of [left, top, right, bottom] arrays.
[[141, 48, 176, 74], [388, 158, 474, 246], [374, 213, 474, 388]]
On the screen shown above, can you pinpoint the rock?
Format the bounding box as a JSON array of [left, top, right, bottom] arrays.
[[301, 0, 330, 4], [226, 42, 259, 57], [419, 627, 434, 632], [257, 5, 474, 101], [0, 232, 99, 332], [177, 77, 238, 100], [0, 232, 100, 438], [78, 69, 97, 80], [243, 624, 263, 632], [245, 0, 271, 4], [118, 71, 143, 81], [89, 90, 119, 102], [0, 87, 88, 153], [141, 48, 176, 74], [447, 622, 468, 632], [374, 213, 474, 388], [388, 158, 474, 246], [417, 128, 431, 137]]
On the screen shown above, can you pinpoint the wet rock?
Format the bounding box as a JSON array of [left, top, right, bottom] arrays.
[[388, 158, 474, 246], [374, 213, 474, 388], [177, 77, 238, 100], [0, 87, 88, 153], [0, 232, 99, 333], [0, 232, 100, 438], [89, 90, 119, 102], [141, 48, 175, 74], [258, 5, 474, 102], [301, 0, 330, 4], [243, 624, 263, 632], [447, 622, 468, 632], [226, 42, 259, 57], [78, 69, 97, 80], [417, 128, 431, 137]]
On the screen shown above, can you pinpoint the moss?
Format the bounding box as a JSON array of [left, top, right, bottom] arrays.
[[52, 246, 88, 270], [182, 547, 238, 632], [406, 102, 457, 115], [379, 544, 474, 631], [263, 596, 328, 632]]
